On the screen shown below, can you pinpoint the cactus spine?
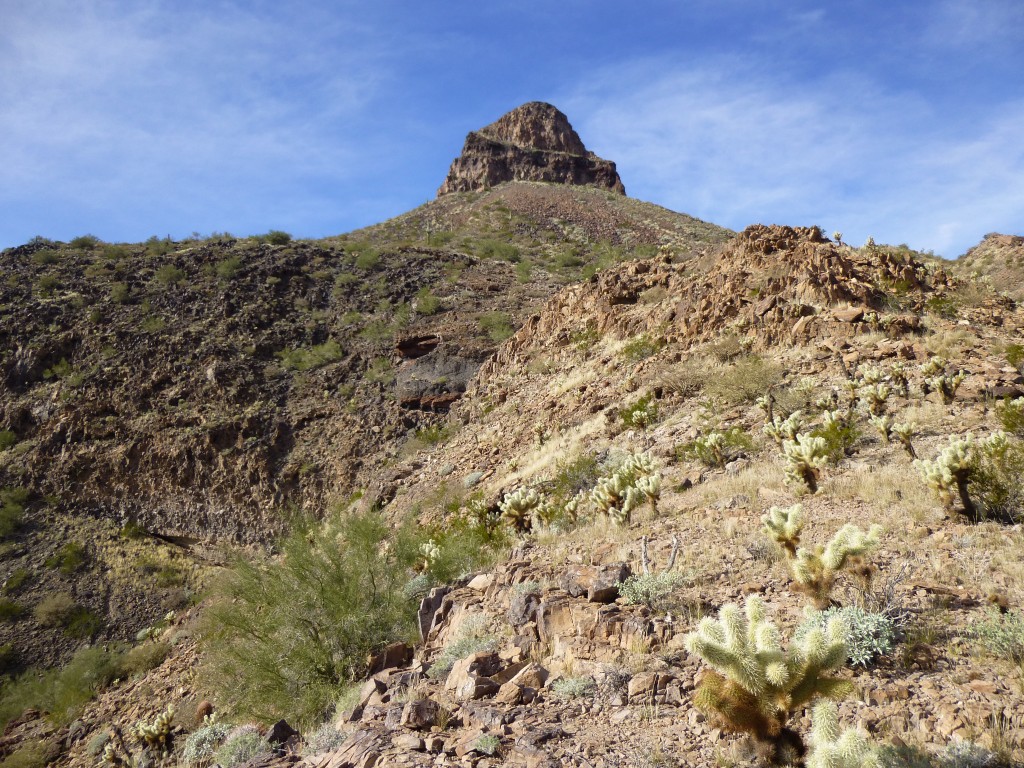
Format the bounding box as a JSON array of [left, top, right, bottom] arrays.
[[782, 434, 828, 494], [806, 701, 880, 768]]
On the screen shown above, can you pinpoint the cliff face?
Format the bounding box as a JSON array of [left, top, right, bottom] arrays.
[[438, 102, 625, 196]]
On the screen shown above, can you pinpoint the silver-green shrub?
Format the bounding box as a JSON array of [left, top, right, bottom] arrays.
[[182, 722, 232, 766], [796, 606, 896, 667], [551, 676, 596, 699], [213, 726, 268, 768], [968, 609, 1024, 663], [617, 572, 687, 611]]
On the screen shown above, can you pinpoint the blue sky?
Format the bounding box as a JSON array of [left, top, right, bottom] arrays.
[[2, 1, 1022, 257]]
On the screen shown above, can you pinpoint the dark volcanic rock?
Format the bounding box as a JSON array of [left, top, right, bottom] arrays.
[[438, 102, 625, 196]]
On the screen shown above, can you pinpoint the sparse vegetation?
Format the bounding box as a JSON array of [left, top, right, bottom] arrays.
[[479, 311, 515, 342], [277, 339, 343, 371]]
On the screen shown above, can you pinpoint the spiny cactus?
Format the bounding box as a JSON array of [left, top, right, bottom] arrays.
[[889, 362, 909, 398], [590, 452, 660, 526], [869, 414, 892, 443], [891, 422, 916, 457], [499, 487, 554, 532], [789, 524, 882, 609], [782, 434, 828, 494], [420, 539, 441, 570], [914, 432, 1009, 522], [761, 504, 804, 556], [693, 431, 729, 467], [685, 595, 852, 766], [133, 703, 175, 754], [765, 411, 803, 446], [859, 382, 891, 416], [927, 370, 966, 405], [806, 701, 880, 768]]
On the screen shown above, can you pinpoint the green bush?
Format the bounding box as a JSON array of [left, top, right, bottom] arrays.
[[1006, 344, 1024, 371], [479, 311, 514, 343], [46, 542, 88, 574], [182, 722, 232, 766], [0, 431, 16, 450], [968, 609, 1024, 663], [477, 239, 520, 262], [35, 275, 59, 296], [69, 235, 99, 250], [0, 741, 51, 768], [676, 427, 753, 468], [619, 334, 663, 364], [427, 616, 498, 680], [997, 398, 1024, 438], [0, 599, 27, 623], [619, 394, 658, 429], [617, 572, 688, 611], [415, 287, 441, 315], [704, 355, 783, 404], [0, 646, 123, 729], [550, 676, 596, 699], [119, 641, 171, 677], [201, 510, 423, 726], [0, 488, 29, 540], [109, 282, 131, 303], [3, 569, 31, 594], [277, 340, 343, 372], [264, 230, 292, 246], [31, 249, 60, 266], [213, 726, 269, 768], [33, 593, 76, 627], [153, 264, 185, 286], [215, 255, 243, 279], [795, 606, 896, 667]]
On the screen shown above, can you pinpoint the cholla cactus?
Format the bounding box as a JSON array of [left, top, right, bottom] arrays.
[[765, 411, 803, 446], [133, 704, 175, 754], [806, 701, 880, 768], [891, 422, 916, 457], [782, 434, 828, 494], [914, 432, 1007, 522], [499, 487, 554, 532], [420, 539, 441, 570], [928, 370, 966, 405], [591, 453, 660, 526], [761, 504, 804, 556], [889, 362, 909, 398], [869, 414, 893, 443], [921, 357, 948, 377], [693, 431, 729, 467], [789, 524, 882, 609], [857, 367, 885, 387], [859, 383, 891, 416], [685, 595, 852, 765]]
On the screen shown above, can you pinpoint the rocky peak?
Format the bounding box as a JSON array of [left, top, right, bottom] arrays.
[[438, 102, 625, 196]]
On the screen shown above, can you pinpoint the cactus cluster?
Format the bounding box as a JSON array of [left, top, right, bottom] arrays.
[[891, 422, 916, 457], [921, 357, 966, 404], [764, 411, 803, 446], [869, 414, 892, 443], [782, 434, 829, 493], [685, 595, 852, 765], [914, 432, 1010, 522], [761, 506, 881, 609], [590, 452, 660, 526], [498, 487, 554, 532], [133, 703, 175, 754], [806, 701, 880, 768]]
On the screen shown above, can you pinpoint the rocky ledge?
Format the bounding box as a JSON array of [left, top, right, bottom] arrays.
[[438, 102, 625, 196]]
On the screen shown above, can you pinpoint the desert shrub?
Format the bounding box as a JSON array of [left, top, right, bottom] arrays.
[[364, 357, 394, 385], [810, 411, 860, 463], [153, 265, 185, 286], [1005, 344, 1024, 371], [476, 239, 520, 262], [968, 609, 1024, 663], [419, 517, 503, 586], [46, 542, 88, 574], [426, 230, 454, 247], [69, 234, 99, 249], [677, 426, 752, 468], [201, 510, 422, 726], [415, 286, 441, 315], [796, 606, 896, 667], [550, 676, 596, 699], [915, 432, 1024, 523], [479, 311, 514, 342], [35, 275, 59, 296], [119, 641, 171, 677], [0, 431, 16, 450], [0, 599, 26, 623], [704, 355, 783, 404], [0, 488, 29, 540], [264, 230, 292, 245], [31, 249, 60, 265], [349, 242, 379, 270], [617, 572, 687, 611], [0, 645, 18, 676], [33, 594, 77, 627], [549, 452, 601, 505], [213, 726, 268, 768], [182, 722, 232, 766], [619, 394, 658, 429], [215, 255, 243, 279], [0, 646, 123, 728], [109, 282, 131, 303], [474, 733, 501, 756], [996, 398, 1024, 437], [619, 334, 663, 364], [302, 721, 347, 755], [427, 620, 498, 680], [3, 569, 31, 594], [412, 424, 454, 447], [0, 741, 51, 768], [277, 339, 343, 372]]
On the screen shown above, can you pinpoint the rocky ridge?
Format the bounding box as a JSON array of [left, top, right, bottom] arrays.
[[438, 103, 625, 196]]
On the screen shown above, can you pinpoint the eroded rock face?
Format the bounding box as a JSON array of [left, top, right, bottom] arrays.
[[438, 102, 625, 196]]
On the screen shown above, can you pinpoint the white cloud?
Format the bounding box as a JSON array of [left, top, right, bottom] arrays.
[[562, 58, 1024, 256]]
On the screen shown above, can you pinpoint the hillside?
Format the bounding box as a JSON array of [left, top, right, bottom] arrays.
[[955, 233, 1024, 301], [2, 104, 1024, 768]]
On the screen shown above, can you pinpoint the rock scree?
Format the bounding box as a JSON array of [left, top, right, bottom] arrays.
[[438, 101, 626, 196]]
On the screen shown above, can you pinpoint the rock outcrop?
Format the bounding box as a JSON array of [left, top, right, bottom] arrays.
[[438, 102, 625, 196]]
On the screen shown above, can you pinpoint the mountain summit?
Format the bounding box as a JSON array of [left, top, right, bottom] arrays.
[[438, 102, 625, 196]]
